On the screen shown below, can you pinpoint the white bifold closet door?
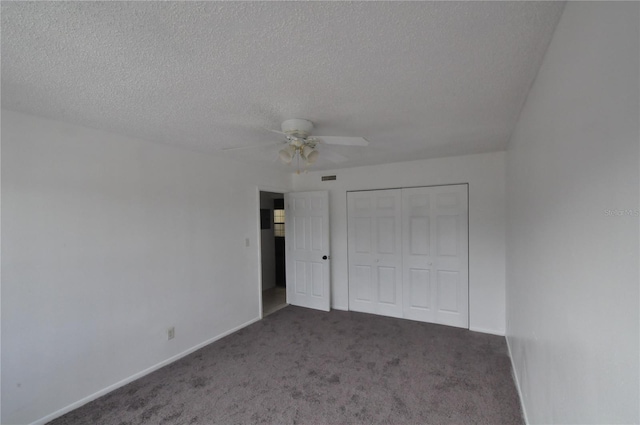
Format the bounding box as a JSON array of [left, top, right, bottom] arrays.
[[347, 185, 468, 328], [347, 190, 403, 318]]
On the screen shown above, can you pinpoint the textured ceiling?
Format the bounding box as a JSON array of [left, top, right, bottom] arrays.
[[1, 1, 565, 171]]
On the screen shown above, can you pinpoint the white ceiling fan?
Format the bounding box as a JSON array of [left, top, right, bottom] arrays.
[[223, 119, 369, 173]]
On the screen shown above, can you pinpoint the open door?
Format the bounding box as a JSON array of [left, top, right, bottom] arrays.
[[285, 191, 330, 312]]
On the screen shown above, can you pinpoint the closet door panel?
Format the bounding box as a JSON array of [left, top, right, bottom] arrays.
[[402, 189, 437, 322], [348, 193, 376, 314], [348, 190, 402, 317], [432, 185, 468, 328]]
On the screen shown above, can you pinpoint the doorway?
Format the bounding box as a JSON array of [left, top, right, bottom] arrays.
[[260, 191, 287, 316]]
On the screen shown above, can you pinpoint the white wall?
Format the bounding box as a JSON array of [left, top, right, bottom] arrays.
[[293, 151, 506, 335], [1, 110, 292, 424], [505, 2, 639, 424]]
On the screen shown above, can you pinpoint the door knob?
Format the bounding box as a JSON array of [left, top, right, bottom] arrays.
[[322, 255, 328, 260]]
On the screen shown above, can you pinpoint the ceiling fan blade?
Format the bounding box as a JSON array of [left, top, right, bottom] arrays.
[[263, 127, 287, 136], [321, 149, 349, 164], [221, 141, 283, 152], [318, 136, 369, 146]]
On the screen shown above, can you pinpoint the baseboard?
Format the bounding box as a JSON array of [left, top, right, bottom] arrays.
[[468, 326, 505, 336], [31, 316, 262, 425], [506, 335, 529, 425]]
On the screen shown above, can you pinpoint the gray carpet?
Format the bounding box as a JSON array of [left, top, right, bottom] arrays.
[[49, 306, 523, 424]]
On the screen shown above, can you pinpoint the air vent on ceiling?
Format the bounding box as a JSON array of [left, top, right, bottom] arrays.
[[321, 175, 337, 181]]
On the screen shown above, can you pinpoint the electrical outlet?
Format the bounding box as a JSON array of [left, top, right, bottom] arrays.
[[167, 327, 175, 340]]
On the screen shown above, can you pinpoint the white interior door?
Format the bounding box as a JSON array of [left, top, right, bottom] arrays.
[[402, 185, 468, 328], [347, 190, 403, 318], [285, 191, 330, 312]]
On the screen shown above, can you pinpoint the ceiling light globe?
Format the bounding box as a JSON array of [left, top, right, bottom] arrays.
[[305, 149, 319, 164], [279, 148, 293, 164], [301, 145, 314, 159]]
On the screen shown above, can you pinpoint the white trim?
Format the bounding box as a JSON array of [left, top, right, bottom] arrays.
[[506, 335, 529, 425], [468, 326, 505, 336], [30, 316, 262, 425], [256, 187, 264, 319]]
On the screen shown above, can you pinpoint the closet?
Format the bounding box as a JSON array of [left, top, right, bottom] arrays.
[[347, 184, 468, 328]]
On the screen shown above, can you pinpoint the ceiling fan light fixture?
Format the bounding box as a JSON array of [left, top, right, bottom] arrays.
[[281, 118, 314, 138], [301, 145, 314, 159], [227, 118, 367, 170], [304, 147, 319, 164], [279, 145, 296, 164], [290, 138, 304, 148]]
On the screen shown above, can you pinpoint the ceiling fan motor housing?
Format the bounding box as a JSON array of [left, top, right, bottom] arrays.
[[281, 118, 314, 138]]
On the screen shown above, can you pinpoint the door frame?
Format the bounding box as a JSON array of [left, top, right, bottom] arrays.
[[256, 186, 289, 319]]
